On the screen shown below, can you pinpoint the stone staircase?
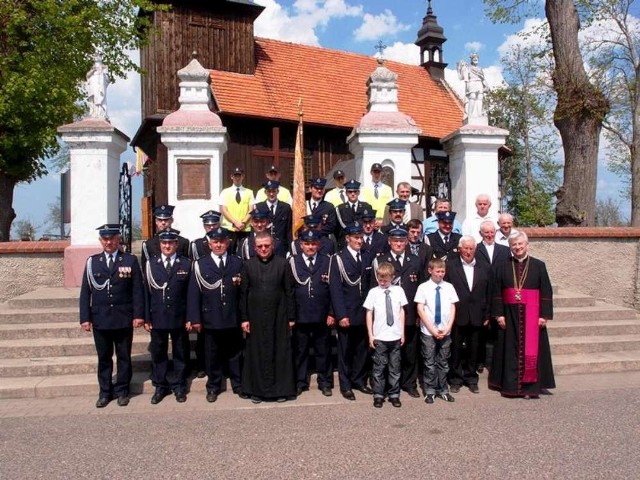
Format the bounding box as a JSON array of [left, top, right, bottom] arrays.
[[1, 287, 640, 399]]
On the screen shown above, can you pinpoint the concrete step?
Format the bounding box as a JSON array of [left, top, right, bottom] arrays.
[[553, 292, 596, 308], [548, 320, 640, 337], [553, 351, 640, 375], [0, 372, 207, 399], [550, 335, 640, 355], [3, 287, 80, 310], [0, 322, 151, 340], [554, 303, 639, 322], [0, 336, 151, 359], [0, 307, 78, 325], [0, 354, 153, 377]]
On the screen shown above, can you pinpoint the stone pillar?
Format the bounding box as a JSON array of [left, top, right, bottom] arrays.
[[57, 118, 129, 287], [347, 58, 420, 188], [441, 124, 508, 223], [156, 56, 228, 241]]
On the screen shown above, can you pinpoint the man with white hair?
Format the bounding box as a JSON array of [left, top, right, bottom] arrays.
[[495, 213, 519, 246], [462, 194, 498, 243], [475, 220, 510, 268], [489, 231, 555, 398]]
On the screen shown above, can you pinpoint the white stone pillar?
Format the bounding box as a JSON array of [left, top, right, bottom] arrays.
[[441, 124, 508, 223], [155, 128, 228, 240], [57, 118, 129, 286]]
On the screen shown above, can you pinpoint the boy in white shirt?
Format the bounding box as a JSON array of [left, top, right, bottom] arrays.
[[364, 262, 408, 408], [415, 258, 459, 404]]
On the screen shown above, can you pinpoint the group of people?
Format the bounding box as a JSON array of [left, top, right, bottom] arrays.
[[79, 163, 555, 409]]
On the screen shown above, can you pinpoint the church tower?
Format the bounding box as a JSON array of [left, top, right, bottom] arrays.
[[415, 0, 447, 81]]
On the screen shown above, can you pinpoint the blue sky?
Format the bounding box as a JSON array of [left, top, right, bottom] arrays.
[[13, 0, 630, 236]]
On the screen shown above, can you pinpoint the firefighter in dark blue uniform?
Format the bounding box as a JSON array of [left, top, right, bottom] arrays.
[[290, 229, 333, 397], [141, 205, 190, 271], [79, 224, 145, 408], [360, 209, 388, 256], [187, 227, 244, 402], [329, 223, 373, 400], [144, 228, 192, 404], [290, 215, 335, 257], [238, 209, 282, 260]]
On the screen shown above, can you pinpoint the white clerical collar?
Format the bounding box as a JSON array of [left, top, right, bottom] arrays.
[[513, 254, 529, 262]]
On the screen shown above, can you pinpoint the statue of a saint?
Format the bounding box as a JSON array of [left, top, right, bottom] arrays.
[[457, 53, 490, 120], [86, 52, 110, 120]]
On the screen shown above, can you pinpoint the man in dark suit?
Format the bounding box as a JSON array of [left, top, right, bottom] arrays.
[[425, 211, 462, 261], [361, 209, 388, 257], [335, 180, 373, 249], [475, 220, 510, 268], [329, 223, 373, 400], [189, 209, 222, 379], [79, 224, 145, 408], [141, 205, 190, 270], [143, 229, 192, 404], [405, 219, 433, 274], [474, 219, 510, 372], [290, 230, 334, 397], [254, 180, 292, 257], [187, 227, 244, 402], [306, 177, 337, 237], [445, 236, 491, 393], [372, 227, 424, 398], [380, 199, 408, 234]]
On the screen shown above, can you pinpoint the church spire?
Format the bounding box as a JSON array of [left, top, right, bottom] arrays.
[[415, 0, 447, 81]]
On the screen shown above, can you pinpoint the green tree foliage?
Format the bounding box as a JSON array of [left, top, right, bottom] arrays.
[[0, 0, 164, 241], [487, 42, 561, 226]]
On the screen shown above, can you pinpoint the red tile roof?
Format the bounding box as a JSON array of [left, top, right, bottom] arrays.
[[210, 37, 463, 139]]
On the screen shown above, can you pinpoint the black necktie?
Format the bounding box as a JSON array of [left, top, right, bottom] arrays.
[[235, 187, 241, 204], [165, 258, 172, 275], [443, 235, 449, 244], [340, 190, 346, 203], [312, 202, 317, 213], [396, 254, 402, 267], [108, 254, 114, 271], [385, 289, 394, 326], [366, 236, 371, 245], [270, 204, 275, 216], [355, 252, 361, 268], [218, 255, 225, 270], [352, 203, 357, 213], [308, 256, 314, 269]]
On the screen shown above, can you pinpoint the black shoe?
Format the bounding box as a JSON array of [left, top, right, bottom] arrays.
[[424, 394, 435, 404], [404, 388, 420, 398], [175, 392, 187, 403], [320, 387, 333, 397], [449, 384, 461, 393], [150, 391, 168, 405], [389, 398, 402, 408], [296, 386, 308, 396], [341, 390, 356, 401], [237, 392, 249, 399], [95, 396, 110, 408], [438, 392, 455, 402], [276, 397, 287, 403], [196, 370, 206, 379], [206, 392, 218, 403], [251, 396, 262, 404], [468, 384, 479, 394], [354, 385, 373, 395], [116, 395, 130, 407], [373, 398, 383, 408]]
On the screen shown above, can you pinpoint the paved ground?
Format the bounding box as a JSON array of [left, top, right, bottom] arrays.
[[1, 372, 640, 479]]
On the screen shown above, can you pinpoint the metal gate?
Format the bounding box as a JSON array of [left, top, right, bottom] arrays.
[[119, 164, 132, 252]]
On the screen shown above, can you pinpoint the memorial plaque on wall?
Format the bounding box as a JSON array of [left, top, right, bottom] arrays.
[[177, 159, 210, 200]]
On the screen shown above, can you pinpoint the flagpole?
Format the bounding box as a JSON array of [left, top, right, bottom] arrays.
[[292, 99, 306, 239]]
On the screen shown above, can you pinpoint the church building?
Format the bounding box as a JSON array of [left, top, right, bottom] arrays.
[[132, 0, 464, 233]]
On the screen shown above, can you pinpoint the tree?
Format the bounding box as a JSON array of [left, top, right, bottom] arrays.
[[580, 1, 639, 224], [485, 0, 610, 226], [595, 196, 629, 225], [12, 219, 38, 241], [0, 0, 163, 241], [486, 42, 561, 226]]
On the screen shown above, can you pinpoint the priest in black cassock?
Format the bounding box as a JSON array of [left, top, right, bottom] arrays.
[[489, 231, 555, 398], [240, 231, 297, 402]]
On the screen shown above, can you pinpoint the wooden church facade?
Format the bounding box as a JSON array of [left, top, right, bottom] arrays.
[[133, 0, 463, 228]]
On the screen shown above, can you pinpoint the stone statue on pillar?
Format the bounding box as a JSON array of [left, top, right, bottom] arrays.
[[457, 53, 489, 122], [86, 51, 111, 120]]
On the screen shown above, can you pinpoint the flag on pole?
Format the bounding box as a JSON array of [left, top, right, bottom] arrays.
[[292, 99, 306, 239], [135, 147, 148, 175]]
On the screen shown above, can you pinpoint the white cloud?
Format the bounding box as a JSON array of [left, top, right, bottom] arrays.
[[464, 41, 484, 53], [497, 17, 548, 59], [108, 50, 141, 141], [353, 9, 411, 42], [382, 42, 420, 65], [254, 0, 363, 46]]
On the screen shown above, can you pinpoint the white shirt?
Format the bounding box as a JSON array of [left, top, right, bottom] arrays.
[[210, 252, 227, 268], [363, 285, 408, 341], [461, 258, 475, 290], [414, 279, 459, 336], [346, 246, 361, 263], [462, 214, 499, 243], [482, 241, 495, 262], [162, 253, 177, 267], [496, 228, 520, 246]]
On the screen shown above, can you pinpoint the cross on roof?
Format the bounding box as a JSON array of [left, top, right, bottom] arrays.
[[374, 40, 387, 58]]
